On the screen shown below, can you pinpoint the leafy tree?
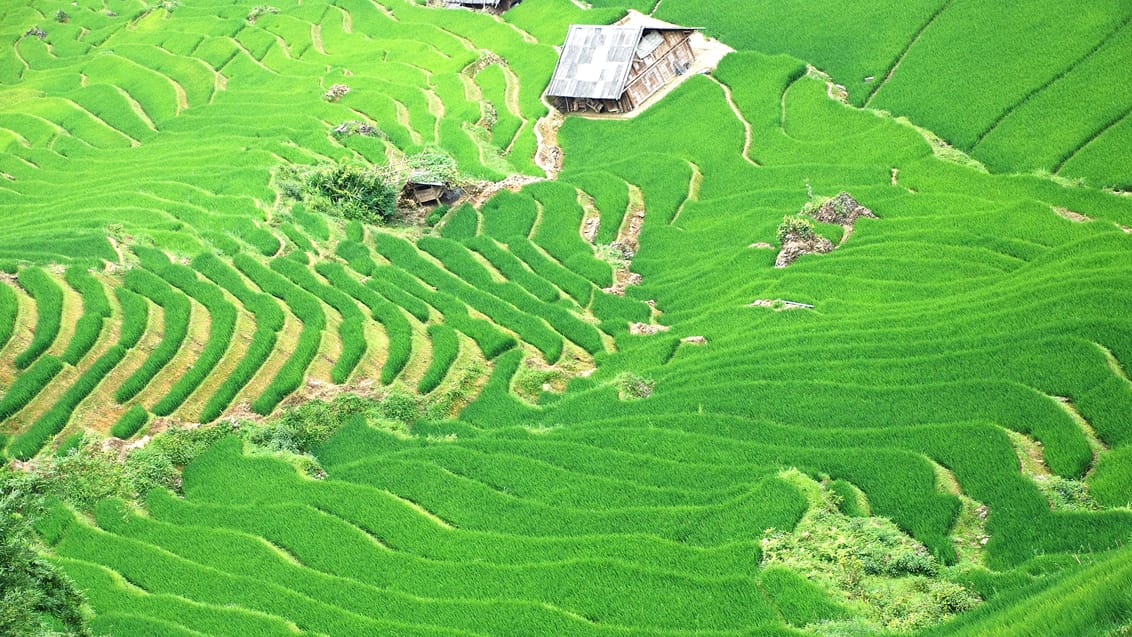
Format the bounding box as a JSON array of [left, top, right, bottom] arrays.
[[0, 470, 91, 637]]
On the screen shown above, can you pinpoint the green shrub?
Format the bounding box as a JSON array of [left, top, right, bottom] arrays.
[[306, 162, 397, 224], [776, 214, 816, 242], [0, 469, 93, 636]]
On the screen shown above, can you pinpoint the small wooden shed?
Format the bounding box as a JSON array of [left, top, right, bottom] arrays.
[[545, 21, 699, 114], [404, 180, 447, 206]]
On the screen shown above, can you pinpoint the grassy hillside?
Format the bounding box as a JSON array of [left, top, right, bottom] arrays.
[[655, 0, 1132, 190], [1, 0, 1131, 635]]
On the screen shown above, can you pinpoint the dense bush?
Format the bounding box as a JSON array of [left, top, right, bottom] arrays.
[[0, 470, 93, 637], [777, 214, 816, 242], [305, 162, 397, 224]]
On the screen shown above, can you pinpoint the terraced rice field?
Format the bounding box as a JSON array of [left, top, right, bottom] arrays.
[[2, 0, 1132, 635]]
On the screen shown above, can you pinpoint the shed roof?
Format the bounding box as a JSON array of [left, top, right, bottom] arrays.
[[546, 25, 644, 100], [546, 24, 699, 100]]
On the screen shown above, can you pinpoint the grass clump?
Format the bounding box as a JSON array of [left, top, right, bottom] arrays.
[[777, 214, 817, 243], [761, 471, 980, 633], [278, 161, 397, 225], [614, 372, 655, 400]]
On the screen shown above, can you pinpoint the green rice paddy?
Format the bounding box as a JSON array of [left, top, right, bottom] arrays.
[[2, 0, 1131, 635]]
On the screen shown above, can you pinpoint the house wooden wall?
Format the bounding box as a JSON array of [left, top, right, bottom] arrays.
[[551, 28, 696, 114], [623, 30, 694, 109]]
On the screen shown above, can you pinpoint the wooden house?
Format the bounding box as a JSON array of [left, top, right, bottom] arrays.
[[545, 21, 699, 114]]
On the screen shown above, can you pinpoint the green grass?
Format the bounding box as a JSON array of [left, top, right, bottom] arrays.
[[13, 267, 64, 370], [3, 0, 1132, 634], [417, 324, 457, 394]]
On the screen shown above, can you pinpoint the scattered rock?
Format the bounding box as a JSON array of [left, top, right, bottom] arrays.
[[681, 335, 707, 345], [748, 299, 814, 310], [619, 210, 646, 253], [629, 322, 670, 335], [811, 192, 877, 225], [775, 234, 834, 268], [323, 84, 350, 102], [748, 242, 774, 249], [582, 217, 600, 242], [602, 270, 642, 296], [464, 174, 544, 208]]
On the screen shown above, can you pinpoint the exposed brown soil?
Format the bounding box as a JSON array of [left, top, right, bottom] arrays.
[[1053, 207, 1091, 223], [464, 173, 544, 208], [534, 106, 564, 178], [603, 269, 642, 297]]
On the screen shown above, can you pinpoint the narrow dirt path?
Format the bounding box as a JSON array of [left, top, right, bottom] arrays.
[[111, 86, 157, 133], [972, 16, 1132, 151], [669, 161, 702, 225], [338, 6, 354, 34], [533, 98, 564, 179], [865, 0, 956, 107], [500, 65, 530, 156], [310, 24, 325, 55], [706, 76, 758, 167], [1054, 105, 1132, 174]]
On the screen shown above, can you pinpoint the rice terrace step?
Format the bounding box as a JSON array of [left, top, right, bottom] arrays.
[[1, 0, 1132, 635]]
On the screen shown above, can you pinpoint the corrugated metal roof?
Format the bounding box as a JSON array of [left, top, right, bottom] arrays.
[[545, 25, 644, 100], [635, 31, 665, 58]]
